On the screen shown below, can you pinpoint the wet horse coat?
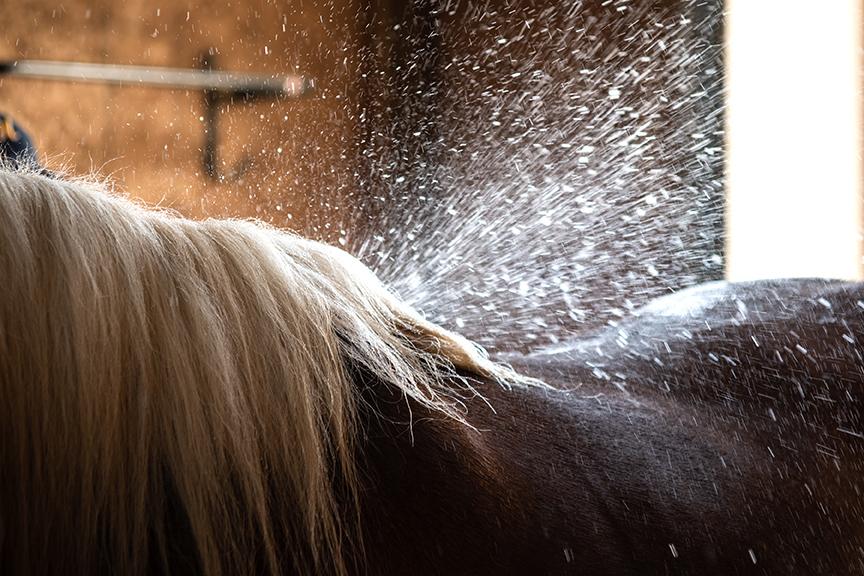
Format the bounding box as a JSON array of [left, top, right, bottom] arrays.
[[1, 171, 862, 575], [357, 279, 864, 575]]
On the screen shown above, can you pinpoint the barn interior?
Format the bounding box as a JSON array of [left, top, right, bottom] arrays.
[[0, 0, 859, 352]]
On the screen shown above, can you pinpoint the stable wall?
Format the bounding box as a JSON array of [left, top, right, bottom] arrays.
[[0, 0, 363, 234]]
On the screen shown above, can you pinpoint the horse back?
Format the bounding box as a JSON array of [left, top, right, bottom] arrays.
[[484, 279, 864, 574]]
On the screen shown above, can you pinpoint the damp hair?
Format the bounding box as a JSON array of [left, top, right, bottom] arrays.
[[0, 169, 522, 575]]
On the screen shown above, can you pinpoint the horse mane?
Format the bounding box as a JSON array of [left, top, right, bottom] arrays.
[[0, 169, 519, 575]]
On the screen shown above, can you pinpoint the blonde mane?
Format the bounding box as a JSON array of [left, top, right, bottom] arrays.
[[0, 169, 518, 575]]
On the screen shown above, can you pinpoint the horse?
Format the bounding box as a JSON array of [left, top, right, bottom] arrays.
[[1, 169, 863, 575]]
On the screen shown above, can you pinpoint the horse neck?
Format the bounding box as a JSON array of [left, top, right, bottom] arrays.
[[349, 366, 532, 576]]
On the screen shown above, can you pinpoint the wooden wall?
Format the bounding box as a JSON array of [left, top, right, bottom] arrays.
[[0, 0, 364, 235]]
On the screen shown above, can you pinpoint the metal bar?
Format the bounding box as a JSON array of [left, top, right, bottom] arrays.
[[0, 59, 313, 97]]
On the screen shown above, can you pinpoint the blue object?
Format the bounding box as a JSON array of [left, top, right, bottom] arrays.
[[0, 113, 40, 169]]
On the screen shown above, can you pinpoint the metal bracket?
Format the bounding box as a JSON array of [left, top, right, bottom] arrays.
[[0, 56, 315, 181]]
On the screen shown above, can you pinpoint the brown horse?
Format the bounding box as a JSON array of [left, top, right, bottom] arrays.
[[360, 279, 864, 575], [1, 169, 863, 575]]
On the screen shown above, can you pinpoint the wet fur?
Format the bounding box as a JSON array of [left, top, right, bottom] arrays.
[[1, 169, 862, 574]]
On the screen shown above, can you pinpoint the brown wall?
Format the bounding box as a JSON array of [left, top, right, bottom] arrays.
[[0, 0, 363, 234], [1, 1, 725, 351]]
